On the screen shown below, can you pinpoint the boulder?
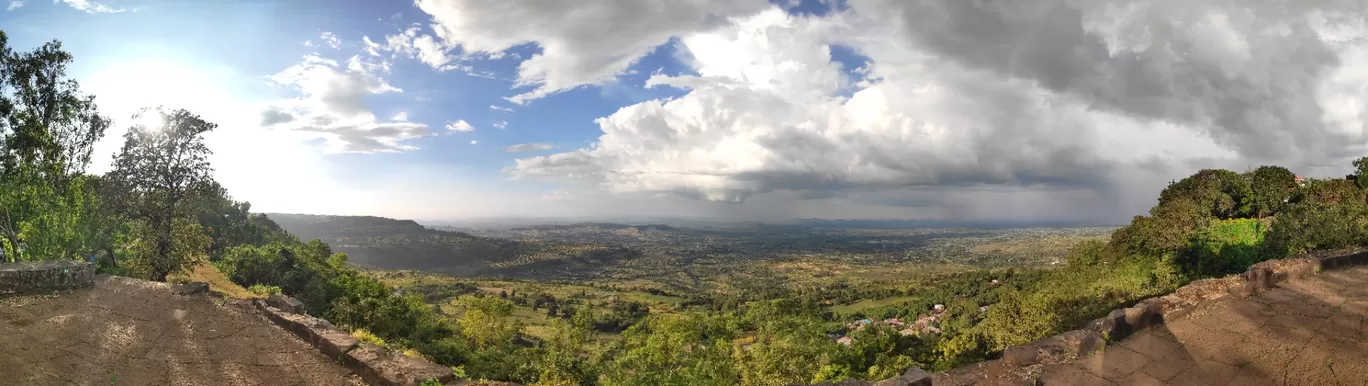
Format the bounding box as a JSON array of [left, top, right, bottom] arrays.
[[1123, 301, 1163, 331], [1043, 329, 1104, 358], [1087, 309, 1130, 341], [1002, 343, 1040, 366], [895, 366, 932, 386], [267, 293, 307, 314], [172, 282, 210, 295]]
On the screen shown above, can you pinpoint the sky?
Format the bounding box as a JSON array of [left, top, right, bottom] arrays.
[[3, 0, 1368, 224]]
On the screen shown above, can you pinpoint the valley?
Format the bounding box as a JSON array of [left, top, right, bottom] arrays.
[[268, 213, 1114, 344], [269, 213, 1113, 292]]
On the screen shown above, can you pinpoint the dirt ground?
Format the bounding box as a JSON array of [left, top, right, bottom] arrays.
[[1036, 265, 1368, 385], [0, 275, 361, 386]]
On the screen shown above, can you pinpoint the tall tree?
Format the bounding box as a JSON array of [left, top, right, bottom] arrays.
[[1353, 156, 1368, 190], [1248, 165, 1297, 218], [0, 31, 110, 261], [107, 107, 215, 280]]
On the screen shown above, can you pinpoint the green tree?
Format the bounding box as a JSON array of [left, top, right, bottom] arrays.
[[191, 180, 293, 260], [107, 107, 215, 281], [1248, 165, 1296, 217], [0, 32, 110, 261], [1353, 157, 1368, 189], [1156, 169, 1251, 219]]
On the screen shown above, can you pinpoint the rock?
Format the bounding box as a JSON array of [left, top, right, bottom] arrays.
[[932, 361, 993, 386], [898, 366, 932, 386], [1350, 251, 1368, 265], [267, 293, 307, 314], [1002, 343, 1040, 366], [345, 342, 391, 385], [1123, 302, 1163, 331], [374, 354, 458, 386], [1229, 281, 1255, 298], [313, 328, 360, 360], [172, 282, 210, 295], [1087, 309, 1130, 341], [1045, 330, 1104, 357], [1246, 267, 1275, 292]]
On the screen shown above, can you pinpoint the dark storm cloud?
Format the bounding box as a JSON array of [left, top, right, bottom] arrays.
[[854, 0, 1364, 163]]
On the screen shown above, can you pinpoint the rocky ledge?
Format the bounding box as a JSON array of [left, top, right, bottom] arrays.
[[939, 248, 1368, 385], [254, 296, 459, 386]]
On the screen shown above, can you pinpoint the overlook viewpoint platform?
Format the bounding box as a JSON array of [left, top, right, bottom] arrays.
[[0, 274, 359, 386], [968, 263, 1368, 386]]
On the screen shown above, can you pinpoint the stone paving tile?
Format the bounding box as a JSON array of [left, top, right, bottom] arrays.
[[1075, 346, 1151, 381], [1119, 331, 1185, 360], [0, 277, 358, 386], [1137, 346, 1197, 381], [1038, 363, 1116, 386], [1034, 265, 1368, 385], [1170, 360, 1241, 386]]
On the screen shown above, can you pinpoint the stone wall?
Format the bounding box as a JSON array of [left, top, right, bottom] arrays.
[[253, 296, 462, 386], [0, 260, 95, 295]]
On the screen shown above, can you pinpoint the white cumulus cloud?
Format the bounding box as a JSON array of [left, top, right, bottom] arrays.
[[320, 32, 341, 49], [56, 0, 123, 13], [261, 55, 431, 153], [446, 120, 474, 132], [411, 0, 772, 104], [508, 2, 1368, 222]]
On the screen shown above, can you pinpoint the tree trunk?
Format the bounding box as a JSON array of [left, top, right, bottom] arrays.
[[154, 236, 172, 282]]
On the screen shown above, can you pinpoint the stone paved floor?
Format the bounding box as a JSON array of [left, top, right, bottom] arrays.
[[0, 276, 359, 386], [1037, 265, 1368, 385]]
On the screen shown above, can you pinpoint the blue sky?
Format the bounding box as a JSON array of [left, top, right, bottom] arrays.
[[4, 0, 1365, 223]]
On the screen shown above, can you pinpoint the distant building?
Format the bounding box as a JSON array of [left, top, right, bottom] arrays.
[[836, 336, 854, 346]]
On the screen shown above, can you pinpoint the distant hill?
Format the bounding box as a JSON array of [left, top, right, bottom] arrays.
[[792, 218, 1122, 229], [263, 213, 639, 278], [510, 222, 676, 233], [268, 214, 431, 241]]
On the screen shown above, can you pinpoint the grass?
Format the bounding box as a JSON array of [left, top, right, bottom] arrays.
[[167, 258, 258, 299], [829, 295, 920, 314], [969, 235, 1109, 256]]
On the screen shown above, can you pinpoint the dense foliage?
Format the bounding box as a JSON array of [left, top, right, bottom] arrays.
[[9, 31, 1368, 385]]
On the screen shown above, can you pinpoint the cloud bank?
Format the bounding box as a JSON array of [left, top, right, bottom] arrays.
[[480, 1, 1368, 222]]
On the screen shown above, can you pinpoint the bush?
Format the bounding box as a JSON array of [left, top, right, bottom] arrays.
[[248, 284, 281, 297], [1264, 201, 1368, 257], [1179, 219, 1269, 276]]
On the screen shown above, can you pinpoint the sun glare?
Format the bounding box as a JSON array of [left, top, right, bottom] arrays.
[[79, 57, 360, 216]]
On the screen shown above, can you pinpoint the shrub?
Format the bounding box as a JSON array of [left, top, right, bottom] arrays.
[[1179, 219, 1269, 277]]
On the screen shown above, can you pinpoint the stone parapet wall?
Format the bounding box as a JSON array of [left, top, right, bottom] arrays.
[[0, 260, 95, 295], [253, 297, 461, 386]]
